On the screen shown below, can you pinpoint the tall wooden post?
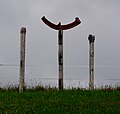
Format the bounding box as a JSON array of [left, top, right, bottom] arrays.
[[19, 27, 26, 92], [58, 26, 63, 90], [88, 34, 95, 90], [41, 16, 81, 90]]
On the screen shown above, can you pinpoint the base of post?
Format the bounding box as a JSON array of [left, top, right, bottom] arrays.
[[59, 79, 63, 90], [89, 83, 94, 90]]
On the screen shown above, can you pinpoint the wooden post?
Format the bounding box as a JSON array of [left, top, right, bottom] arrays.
[[41, 16, 81, 91], [58, 27, 63, 90], [19, 27, 26, 92], [88, 34, 95, 90]]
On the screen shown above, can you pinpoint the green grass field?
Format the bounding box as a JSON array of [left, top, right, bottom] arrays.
[[0, 89, 120, 114]]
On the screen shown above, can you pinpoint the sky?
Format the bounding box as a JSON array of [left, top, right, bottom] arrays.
[[0, 0, 120, 87]]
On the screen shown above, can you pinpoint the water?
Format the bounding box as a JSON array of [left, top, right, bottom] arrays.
[[0, 65, 120, 88]]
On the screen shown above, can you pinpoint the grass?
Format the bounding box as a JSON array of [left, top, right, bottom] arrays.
[[0, 85, 120, 114]]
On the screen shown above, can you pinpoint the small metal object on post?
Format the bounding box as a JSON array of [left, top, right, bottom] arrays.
[[88, 34, 95, 90], [41, 16, 81, 90], [19, 27, 26, 92]]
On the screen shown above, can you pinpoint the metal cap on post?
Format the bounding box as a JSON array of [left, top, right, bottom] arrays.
[[19, 27, 26, 92], [88, 34, 95, 90], [20, 27, 26, 34], [88, 34, 95, 44]]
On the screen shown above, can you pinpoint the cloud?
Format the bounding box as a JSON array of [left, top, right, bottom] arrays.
[[0, 0, 120, 86]]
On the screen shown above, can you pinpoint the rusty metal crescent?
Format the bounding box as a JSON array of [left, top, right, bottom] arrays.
[[41, 16, 81, 30]]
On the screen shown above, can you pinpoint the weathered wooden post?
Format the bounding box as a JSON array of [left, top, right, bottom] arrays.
[[58, 25, 63, 90], [41, 16, 81, 90], [88, 34, 95, 90], [19, 27, 26, 92]]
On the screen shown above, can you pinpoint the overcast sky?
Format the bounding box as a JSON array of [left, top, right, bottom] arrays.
[[0, 0, 120, 87]]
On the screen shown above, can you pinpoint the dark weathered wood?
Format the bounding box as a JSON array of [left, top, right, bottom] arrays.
[[19, 27, 26, 92], [58, 29, 63, 90], [88, 34, 95, 90]]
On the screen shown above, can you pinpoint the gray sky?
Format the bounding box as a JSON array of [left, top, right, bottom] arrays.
[[0, 0, 120, 87]]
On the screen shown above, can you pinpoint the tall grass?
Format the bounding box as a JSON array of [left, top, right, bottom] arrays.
[[1, 83, 120, 92]]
